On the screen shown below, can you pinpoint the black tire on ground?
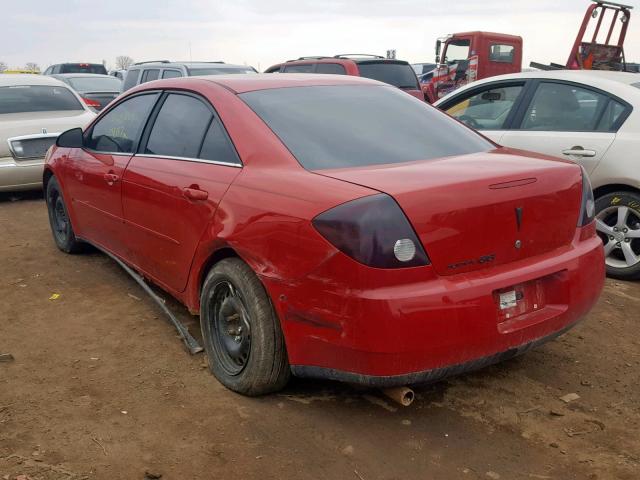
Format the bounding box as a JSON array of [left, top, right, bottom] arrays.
[[45, 176, 84, 254], [200, 258, 290, 395], [595, 191, 640, 281]]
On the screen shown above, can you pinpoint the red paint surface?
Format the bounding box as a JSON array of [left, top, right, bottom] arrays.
[[46, 75, 604, 379]]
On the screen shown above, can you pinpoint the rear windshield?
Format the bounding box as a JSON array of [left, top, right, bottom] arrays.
[[60, 64, 108, 75], [356, 61, 419, 89], [0, 85, 83, 114], [241, 85, 491, 170], [66, 76, 122, 92], [189, 67, 257, 76]]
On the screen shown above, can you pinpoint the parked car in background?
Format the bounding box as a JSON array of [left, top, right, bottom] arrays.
[[43, 63, 108, 75], [0, 75, 95, 191], [265, 55, 425, 100], [122, 61, 257, 92], [109, 69, 127, 82], [436, 70, 640, 279], [51, 74, 122, 111], [45, 73, 602, 395]]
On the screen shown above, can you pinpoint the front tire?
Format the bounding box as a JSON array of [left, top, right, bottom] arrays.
[[595, 191, 640, 280], [200, 258, 290, 395], [45, 176, 83, 253]]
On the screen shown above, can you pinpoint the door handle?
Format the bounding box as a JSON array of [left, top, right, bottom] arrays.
[[182, 187, 209, 201], [103, 172, 119, 184], [562, 147, 596, 158]]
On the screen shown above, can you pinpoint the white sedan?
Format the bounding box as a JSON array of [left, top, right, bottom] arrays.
[[436, 70, 640, 280], [1, 74, 95, 192]]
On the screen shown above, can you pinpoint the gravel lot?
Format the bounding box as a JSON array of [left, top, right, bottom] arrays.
[[1, 193, 639, 480]]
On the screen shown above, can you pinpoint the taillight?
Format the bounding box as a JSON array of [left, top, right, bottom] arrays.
[[312, 194, 430, 268], [82, 97, 101, 108], [578, 166, 595, 227]]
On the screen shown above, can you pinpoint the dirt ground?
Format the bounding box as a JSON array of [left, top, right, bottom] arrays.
[[1, 192, 639, 480]]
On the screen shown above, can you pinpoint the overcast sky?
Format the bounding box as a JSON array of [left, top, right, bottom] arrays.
[[3, 0, 639, 71]]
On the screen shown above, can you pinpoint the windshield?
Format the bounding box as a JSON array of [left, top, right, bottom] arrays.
[[241, 85, 491, 170], [60, 64, 108, 74], [0, 85, 83, 114], [444, 39, 470, 64], [66, 76, 122, 92], [356, 62, 419, 89], [189, 67, 257, 76]]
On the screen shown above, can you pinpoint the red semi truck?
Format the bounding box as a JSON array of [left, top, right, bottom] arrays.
[[422, 32, 523, 103], [423, 1, 634, 103]]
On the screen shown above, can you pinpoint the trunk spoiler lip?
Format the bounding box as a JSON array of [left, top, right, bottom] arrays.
[[489, 177, 538, 189]]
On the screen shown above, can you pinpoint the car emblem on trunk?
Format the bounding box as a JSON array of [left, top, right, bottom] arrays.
[[42, 128, 47, 134], [515, 207, 523, 231]]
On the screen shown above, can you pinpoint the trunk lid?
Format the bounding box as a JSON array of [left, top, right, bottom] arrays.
[[317, 148, 582, 276]]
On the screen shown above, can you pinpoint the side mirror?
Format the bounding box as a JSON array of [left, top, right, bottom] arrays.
[[56, 127, 84, 148], [435, 40, 442, 63]]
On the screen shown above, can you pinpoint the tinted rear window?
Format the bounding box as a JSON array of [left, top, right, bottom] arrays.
[[356, 62, 419, 89], [189, 67, 257, 76], [123, 69, 140, 90], [66, 76, 122, 92], [60, 64, 108, 74], [241, 85, 491, 170], [0, 85, 83, 114]]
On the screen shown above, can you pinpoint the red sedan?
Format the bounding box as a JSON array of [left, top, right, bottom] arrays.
[[44, 74, 604, 395]]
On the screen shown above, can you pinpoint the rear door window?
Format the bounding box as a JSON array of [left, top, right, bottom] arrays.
[[162, 69, 182, 79], [86, 93, 158, 153], [0, 85, 83, 114], [316, 63, 347, 74], [282, 64, 315, 73], [144, 93, 212, 158], [141, 69, 160, 83], [199, 119, 241, 165], [443, 83, 525, 130], [122, 69, 140, 90], [356, 62, 419, 89], [520, 82, 611, 132], [596, 99, 628, 131]]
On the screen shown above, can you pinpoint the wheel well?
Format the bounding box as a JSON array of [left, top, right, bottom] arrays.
[[43, 168, 54, 190], [593, 183, 640, 199], [199, 247, 239, 294]]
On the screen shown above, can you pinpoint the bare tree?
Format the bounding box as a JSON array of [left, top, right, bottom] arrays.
[[0, 62, 7, 73], [25, 62, 40, 73], [115, 55, 134, 70]]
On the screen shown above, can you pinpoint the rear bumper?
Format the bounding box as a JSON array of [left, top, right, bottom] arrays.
[[0, 156, 44, 191], [291, 319, 579, 387], [264, 229, 604, 385]]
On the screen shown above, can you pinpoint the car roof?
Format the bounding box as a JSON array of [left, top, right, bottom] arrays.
[[436, 70, 640, 104], [0, 74, 70, 87], [133, 73, 384, 94], [52, 73, 117, 79], [129, 62, 250, 69]]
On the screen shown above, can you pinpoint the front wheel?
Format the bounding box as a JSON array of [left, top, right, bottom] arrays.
[[45, 176, 83, 253], [595, 192, 640, 280], [200, 258, 290, 395]]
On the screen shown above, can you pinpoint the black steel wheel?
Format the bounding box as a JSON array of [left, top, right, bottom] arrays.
[[200, 258, 290, 395], [45, 176, 83, 253]]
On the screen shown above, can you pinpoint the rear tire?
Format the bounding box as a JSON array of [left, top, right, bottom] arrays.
[[595, 191, 640, 280], [45, 176, 83, 254], [200, 258, 290, 395]]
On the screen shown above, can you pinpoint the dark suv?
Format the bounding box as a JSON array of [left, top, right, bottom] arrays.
[[265, 55, 424, 100], [43, 63, 108, 75]]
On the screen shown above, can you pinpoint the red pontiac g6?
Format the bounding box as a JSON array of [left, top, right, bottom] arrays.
[[44, 74, 604, 395]]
